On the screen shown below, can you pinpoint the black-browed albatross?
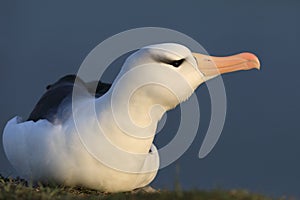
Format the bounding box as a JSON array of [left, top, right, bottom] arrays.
[[3, 43, 260, 192]]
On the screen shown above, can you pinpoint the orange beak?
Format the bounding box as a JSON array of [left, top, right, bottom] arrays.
[[192, 52, 260, 77]]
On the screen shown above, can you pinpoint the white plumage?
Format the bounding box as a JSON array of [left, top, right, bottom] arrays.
[[3, 43, 260, 192]]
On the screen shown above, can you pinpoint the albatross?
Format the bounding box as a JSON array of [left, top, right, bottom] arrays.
[[3, 43, 260, 192]]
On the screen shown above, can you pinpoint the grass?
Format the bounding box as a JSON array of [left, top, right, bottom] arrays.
[[0, 175, 289, 200]]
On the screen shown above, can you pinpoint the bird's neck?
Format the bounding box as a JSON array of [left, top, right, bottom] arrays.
[[95, 86, 165, 154]]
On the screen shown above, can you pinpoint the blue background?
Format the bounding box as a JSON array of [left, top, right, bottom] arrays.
[[1, 0, 300, 198]]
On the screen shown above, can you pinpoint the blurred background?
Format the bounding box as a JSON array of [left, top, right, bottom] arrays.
[[1, 0, 300, 198]]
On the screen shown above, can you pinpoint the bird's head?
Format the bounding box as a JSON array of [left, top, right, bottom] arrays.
[[113, 43, 260, 111]]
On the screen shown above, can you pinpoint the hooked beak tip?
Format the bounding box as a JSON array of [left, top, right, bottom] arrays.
[[238, 52, 261, 70]]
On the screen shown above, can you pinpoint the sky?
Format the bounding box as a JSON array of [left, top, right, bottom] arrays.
[[1, 0, 300, 198]]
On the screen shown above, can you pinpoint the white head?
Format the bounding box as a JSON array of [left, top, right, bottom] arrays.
[[113, 43, 260, 111]]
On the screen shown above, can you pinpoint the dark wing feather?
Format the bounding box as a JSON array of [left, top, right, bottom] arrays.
[[27, 75, 111, 123], [86, 81, 111, 98]]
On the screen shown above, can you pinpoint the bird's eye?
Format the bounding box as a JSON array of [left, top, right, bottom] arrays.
[[168, 59, 185, 68]]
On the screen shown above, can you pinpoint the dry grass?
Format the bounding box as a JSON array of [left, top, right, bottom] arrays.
[[0, 175, 289, 200]]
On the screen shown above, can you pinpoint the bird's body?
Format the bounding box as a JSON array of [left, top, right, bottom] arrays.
[[2, 43, 260, 192], [4, 77, 158, 192]]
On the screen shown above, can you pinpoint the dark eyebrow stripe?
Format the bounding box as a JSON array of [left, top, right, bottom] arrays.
[[152, 54, 186, 64]]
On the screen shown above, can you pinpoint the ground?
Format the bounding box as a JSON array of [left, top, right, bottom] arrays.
[[0, 175, 289, 200]]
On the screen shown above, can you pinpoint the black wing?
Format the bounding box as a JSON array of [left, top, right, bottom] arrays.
[[86, 80, 112, 98], [27, 75, 111, 123]]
